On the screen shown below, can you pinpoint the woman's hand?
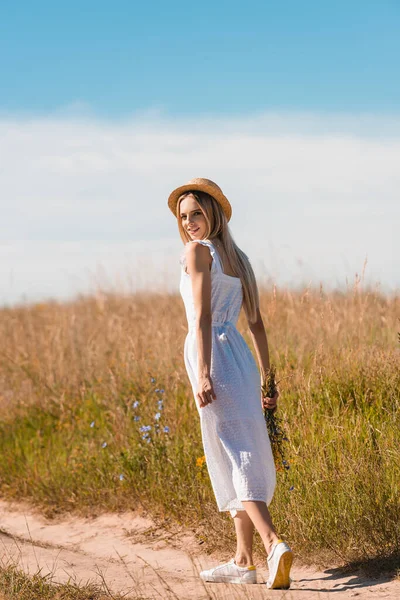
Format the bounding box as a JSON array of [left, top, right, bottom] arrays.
[[261, 389, 279, 413], [197, 375, 217, 408]]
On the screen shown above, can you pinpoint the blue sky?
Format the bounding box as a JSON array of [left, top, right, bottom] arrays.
[[1, 0, 399, 116], [0, 2, 399, 306]]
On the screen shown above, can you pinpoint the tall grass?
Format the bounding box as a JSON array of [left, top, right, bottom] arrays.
[[0, 277, 399, 565], [0, 563, 116, 600]]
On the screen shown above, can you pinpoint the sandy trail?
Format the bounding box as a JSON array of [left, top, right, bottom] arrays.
[[0, 499, 398, 599]]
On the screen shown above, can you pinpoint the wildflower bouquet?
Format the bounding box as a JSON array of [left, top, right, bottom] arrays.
[[261, 364, 289, 472]]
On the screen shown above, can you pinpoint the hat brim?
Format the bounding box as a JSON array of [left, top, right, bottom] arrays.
[[168, 183, 232, 222]]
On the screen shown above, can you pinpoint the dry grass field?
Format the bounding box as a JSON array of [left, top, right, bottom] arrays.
[[0, 274, 399, 582]]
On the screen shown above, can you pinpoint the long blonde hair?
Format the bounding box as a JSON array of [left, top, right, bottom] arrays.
[[176, 191, 259, 324]]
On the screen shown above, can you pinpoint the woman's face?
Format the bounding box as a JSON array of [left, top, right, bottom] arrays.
[[179, 194, 207, 240]]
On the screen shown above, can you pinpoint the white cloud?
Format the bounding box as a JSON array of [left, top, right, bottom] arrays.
[[0, 110, 399, 306]]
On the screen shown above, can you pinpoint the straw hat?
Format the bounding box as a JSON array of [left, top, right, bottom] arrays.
[[168, 177, 232, 222]]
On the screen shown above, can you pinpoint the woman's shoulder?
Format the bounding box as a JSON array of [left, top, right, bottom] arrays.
[[184, 240, 213, 260], [180, 240, 213, 270], [185, 239, 212, 247], [184, 239, 213, 251]]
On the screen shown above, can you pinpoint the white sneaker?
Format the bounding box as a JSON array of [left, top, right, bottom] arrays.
[[266, 540, 293, 589], [200, 558, 257, 584]]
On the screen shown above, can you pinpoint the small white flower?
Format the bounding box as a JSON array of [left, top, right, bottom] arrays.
[[218, 332, 227, 342]]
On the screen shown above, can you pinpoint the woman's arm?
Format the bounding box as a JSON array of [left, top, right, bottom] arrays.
[[248, 306, 271, 377], [247, 306, 279, 411], [185, 242, 217, 408]]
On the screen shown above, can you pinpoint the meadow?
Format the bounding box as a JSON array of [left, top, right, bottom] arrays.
[[0, 274, 399, 570]]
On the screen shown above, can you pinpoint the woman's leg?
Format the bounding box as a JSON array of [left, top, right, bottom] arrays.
[[241, 500, 280, 557], [232, 510, 255, 566]]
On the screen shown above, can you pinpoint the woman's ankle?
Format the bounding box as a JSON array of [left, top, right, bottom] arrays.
[[234, 553, 254, 567], [265, 535, 281, 558]]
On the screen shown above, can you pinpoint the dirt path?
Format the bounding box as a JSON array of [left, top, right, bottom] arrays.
[[0, 499, 398, 599]]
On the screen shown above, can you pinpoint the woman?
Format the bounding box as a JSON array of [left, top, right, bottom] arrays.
[[167, 177, 293, 589]]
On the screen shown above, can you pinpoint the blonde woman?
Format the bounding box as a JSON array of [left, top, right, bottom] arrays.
[[168, 178, 293, 589]]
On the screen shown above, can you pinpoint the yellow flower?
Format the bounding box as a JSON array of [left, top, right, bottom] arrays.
[[196, 456, 206, 468]]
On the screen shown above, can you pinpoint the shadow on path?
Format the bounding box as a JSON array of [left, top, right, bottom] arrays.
[[298, 551, 400, 594]]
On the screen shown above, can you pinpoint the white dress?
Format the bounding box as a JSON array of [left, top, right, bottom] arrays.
[[179, 239, 276, 517]]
